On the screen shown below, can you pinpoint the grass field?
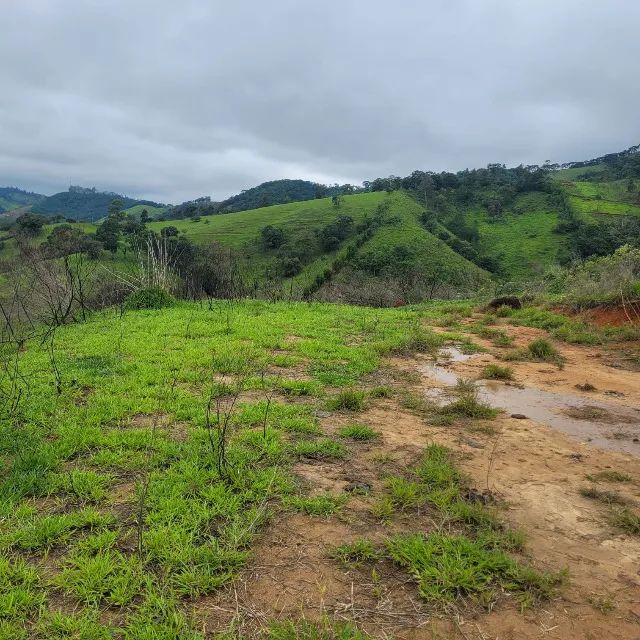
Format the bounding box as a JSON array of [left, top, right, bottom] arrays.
[[123, 204, 166, 218], [468, 193, 563, 279], [0, 299, 435, 637], [0, 297, 570, 637]]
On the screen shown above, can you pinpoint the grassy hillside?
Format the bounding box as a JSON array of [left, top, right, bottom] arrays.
[[123, 204, 166, 218], [0, 187, 45, 213], [149, 192, 386, 247], [465, 193, 564, 279]]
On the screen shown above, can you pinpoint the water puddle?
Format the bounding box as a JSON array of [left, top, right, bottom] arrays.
[[420, 347, 640, 455]]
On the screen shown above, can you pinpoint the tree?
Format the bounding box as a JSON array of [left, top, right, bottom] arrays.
[[140, 209, 151, 223], [331, 194, 343, 209], [15, 212, 47, 237], [107, 198, 126, 222], [95, 216, 121, 253], [160, 226, 179, 238], [260, 225, 286, 249]]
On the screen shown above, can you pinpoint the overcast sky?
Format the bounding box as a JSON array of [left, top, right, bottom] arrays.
[[1, 1, 639, 204]]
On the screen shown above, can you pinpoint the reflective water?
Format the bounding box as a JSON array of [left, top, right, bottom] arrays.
[[420, 347, 640, 455]]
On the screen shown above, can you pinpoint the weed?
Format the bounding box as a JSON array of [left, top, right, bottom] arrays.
[[610, 508, 640, 535], [527, 338, 558, 360], [588, 593, 616, 614], [265, 618, 370, 639], [368, 385, 393, 398], [56, 550, 143, 606], [326, 389, 366, 412], [371, 496, 394, 521], [338, 424, 379, 441], [580, 486, 629, 506], [331, 540, 380, 567], [386, 476, 423, 509], [439, 392, 499, 420], [291, 439, 347, 460], [48, 470, 113, 504], [480, 364, 513, 380], [494, 305, 513, 318], [380, 328, 443, 356], [284, 494, 346, 516], [586, 470, 631, 483], [387, 532, 563, 607], [280, 380, 320, 397]]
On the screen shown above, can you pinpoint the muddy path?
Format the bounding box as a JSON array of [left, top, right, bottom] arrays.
[[195, 321, 640, 639]]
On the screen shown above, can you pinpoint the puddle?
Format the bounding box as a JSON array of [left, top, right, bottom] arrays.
[[421, 347, 640, 455]]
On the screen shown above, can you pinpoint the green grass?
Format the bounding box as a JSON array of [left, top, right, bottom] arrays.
[[284, 494, 346, 516], [123, 203, 166, 218], [387, 532, 562, 607], [326, 389, 367, 412], [263, 619, 370, 639], [338, 423, 379, 441], [0, 298, 448, 637], [469, 193, 564, 279], [330, 540, 380, 567], [479, 364, 514, 380]]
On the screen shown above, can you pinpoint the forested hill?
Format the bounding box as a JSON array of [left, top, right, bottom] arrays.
[[30, 186, 163, 221], [219, 179, 357, 213], [0, 186, 45, 213], [162, 179, 360, 219]]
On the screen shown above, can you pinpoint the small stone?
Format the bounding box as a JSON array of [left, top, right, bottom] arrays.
[[345, 482, 371, 494], [461, 436, 484, 449], [511, 413, 528, 419], [604, 390, 625, 397], [315, 410, 331, 418]]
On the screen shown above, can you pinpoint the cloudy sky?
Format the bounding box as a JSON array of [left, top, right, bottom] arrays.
[[1, 1, 639, 204]]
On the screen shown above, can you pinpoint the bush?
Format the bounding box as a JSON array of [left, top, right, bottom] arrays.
[[480, 365, 514, 380], [327, 389, 366, 412], [527, 338, 557, 360], [124, 287, 175, 310]]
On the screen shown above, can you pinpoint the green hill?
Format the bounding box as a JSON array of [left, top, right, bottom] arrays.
[[0, 187, 45, 213], [32, 187, 163, 221]]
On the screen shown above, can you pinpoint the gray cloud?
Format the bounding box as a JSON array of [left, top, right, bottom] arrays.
[[1, 0, 639, 203]]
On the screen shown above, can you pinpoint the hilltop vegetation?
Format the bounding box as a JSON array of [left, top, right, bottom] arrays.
[[31, 186, 163, 221]]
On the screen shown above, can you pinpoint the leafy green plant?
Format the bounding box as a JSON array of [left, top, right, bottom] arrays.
[[124, 287, 175, 310]]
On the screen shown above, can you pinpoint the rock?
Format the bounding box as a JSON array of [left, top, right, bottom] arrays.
[[575, 382, 596, 392], [315, 410, 331, 418], [511, 413, 528, 419], [604, 390, 625, 397]]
